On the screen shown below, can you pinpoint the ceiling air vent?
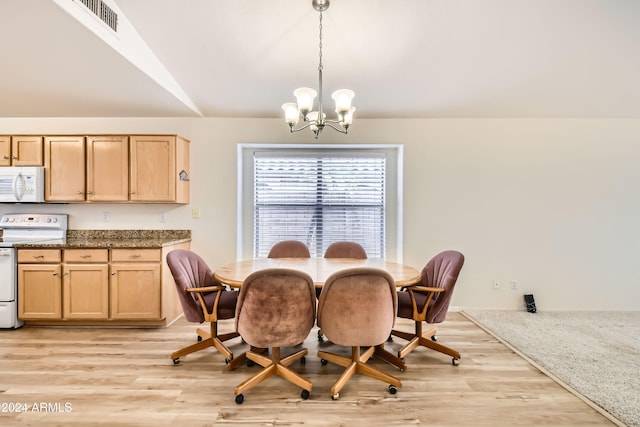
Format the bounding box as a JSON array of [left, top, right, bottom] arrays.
[[77, 0, 118, 32]]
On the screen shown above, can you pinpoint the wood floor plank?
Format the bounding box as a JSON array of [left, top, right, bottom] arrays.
[[0, 312, 618, 426]]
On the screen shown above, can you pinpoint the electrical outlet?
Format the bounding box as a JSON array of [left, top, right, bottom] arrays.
[[493, 280, 500, 289], [102, 212, 110, 223], [160, 213, 167, 223], [511, 280, 518, 290], [192, 208, 200, 219]]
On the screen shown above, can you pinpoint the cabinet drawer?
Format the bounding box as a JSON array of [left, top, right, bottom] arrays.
[[64, 249, 109, 263], [110, 249, 161, 262], [18, 249, 61, 263]]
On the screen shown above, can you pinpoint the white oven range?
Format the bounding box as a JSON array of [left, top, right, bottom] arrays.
[[0, 213, 68, 329]]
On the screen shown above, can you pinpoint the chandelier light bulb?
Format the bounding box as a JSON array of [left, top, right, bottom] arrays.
[[293, 87, 317, 115], [282, 103, 300, 126], [331, 89, 355, 115]]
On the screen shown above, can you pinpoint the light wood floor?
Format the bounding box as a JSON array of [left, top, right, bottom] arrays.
[[0, 312, 617, 426]]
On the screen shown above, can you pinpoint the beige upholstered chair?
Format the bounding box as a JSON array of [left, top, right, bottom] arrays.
[[323, 241, 367, 259], [267, 240, 311, 258], [317, 267, 402, 400], [317, 241, 368, 341], [390, 250, 465, 365], [166, 249, 247, 370], [234, 268, 316, 404]]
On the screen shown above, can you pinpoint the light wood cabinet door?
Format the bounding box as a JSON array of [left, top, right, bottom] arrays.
[[129, 135, 190, 203], [18, 264, 62, 319], [63, 264, 109, 319], [44, 136, 86, 201], [86, 135, 129, 202], [11, 136, 44, 166], [130, 135, 175, 202], [109, 263, 161, 319], [0, 136, 11, 166]]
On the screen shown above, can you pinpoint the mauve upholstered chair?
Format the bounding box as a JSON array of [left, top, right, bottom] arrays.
[[267, 240, 311, 258], [390, 250, 465, 365], [317, 267, 402, 400], [166, 249, 246, 370], [234, 268, 316, 404], [323, 241, 367, 259]]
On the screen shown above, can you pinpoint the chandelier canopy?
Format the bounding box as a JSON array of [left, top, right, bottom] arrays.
[[282, 0, 355, 139]]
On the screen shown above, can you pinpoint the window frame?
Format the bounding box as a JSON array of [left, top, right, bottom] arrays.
[[237, 143, 403, 261]]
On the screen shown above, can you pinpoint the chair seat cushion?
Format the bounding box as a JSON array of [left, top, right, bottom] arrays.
[[396, 290, 429, 319], [203, 289, 238, 320]]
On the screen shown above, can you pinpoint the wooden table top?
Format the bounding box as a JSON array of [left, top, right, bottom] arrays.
[[213, 258, 422, 288]]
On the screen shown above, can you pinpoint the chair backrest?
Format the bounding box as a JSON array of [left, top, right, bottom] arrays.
[[422, 250, 465, 324], [317, 267, 396, 347], [236, 268, 316, 348], [166, 249, 214, 323], [324, 241, 367, 259], [267, 240, 311, 258]]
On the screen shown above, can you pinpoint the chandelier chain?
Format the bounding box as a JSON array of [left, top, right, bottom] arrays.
[[318, 12, 323, 72]]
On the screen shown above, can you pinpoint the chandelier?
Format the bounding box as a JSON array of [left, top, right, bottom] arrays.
[[282, 0, 355, 139]]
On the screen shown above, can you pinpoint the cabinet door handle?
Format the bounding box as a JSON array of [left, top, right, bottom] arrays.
[[111, 272, 116, 276], [11, 155, 18, 159], [130, 254, 141, 258], [2, 155, 8, 160], [86, 191, 93, 195], [80, 254, 91, 259], [63, 272, 69, 276], [52, 272, 58, 276], [33, 255, 44, 259], [77, 191, 84, 195]]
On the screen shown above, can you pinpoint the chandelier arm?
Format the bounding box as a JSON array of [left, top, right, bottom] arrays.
[[288, 122, 317, 133], [322, 123, 348, 134]]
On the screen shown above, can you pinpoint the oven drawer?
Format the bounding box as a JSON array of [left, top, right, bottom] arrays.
[[18, 249, 61, 263]]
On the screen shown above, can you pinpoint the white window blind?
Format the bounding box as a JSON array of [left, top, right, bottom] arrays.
[[253, 152, 386, 258]]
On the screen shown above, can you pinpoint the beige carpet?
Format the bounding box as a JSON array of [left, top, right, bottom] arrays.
[[461, 310, 640, 427]]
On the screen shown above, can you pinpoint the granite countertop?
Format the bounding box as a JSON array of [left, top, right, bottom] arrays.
[[14, 230, 191, 249]]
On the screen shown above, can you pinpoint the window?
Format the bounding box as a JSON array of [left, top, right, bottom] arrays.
[[238, 144, 403, 260]]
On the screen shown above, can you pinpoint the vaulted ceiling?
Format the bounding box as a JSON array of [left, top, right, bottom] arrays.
[[1, 0, 639, 119]]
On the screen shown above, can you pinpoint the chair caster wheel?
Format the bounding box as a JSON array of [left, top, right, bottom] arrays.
[[388, 385, 398, 395], [452, 358, 459, 366], [321, 359, 328, 366], [301, 390, 310, 400], [224, 358, 230, 365], [431, 335, 438, 342], [301, 356, 306, 364], [235, 394, 244, 404], [172, 358, 180, 365], [331, 393, 339, 400], [197, 335, 203, 342]]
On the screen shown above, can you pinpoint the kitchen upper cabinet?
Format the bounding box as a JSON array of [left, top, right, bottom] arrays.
[[130, 135, 190, 203], [42, 134, 189, 203], [44, 136, 86, 201], [86, 135, 129, 202], [0, 135, 44, 166]]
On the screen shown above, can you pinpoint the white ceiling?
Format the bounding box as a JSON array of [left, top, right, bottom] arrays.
[[1, 0, 639, 119]]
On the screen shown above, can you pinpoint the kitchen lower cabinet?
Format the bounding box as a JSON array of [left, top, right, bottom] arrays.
[[17, 249, 62, 319], [63, 249, 109, 320], [17, 243, 187, 326]]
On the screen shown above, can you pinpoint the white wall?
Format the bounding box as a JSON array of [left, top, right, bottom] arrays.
[[1, 117, 639, 311]]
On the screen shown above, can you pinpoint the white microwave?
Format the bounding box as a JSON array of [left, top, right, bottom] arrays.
[[0, 167, 45, 203]]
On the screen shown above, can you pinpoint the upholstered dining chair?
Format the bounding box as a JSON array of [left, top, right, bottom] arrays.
[[166, 249, 246, 370], [390, 250, 465, 365], [234, 268, 316, 404], [316, 241, 368, 341], [317, 267, 402, 400], [323, 241, 368, 259], [267, 240, 311, 258]]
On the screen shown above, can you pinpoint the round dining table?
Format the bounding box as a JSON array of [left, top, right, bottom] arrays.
[[213, 257, 422, 288]]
